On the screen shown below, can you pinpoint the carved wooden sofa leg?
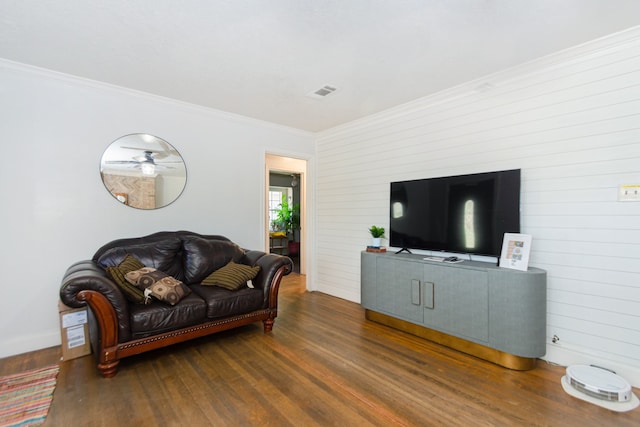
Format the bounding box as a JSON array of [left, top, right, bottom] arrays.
[[263, 318, 274, 332], [98, 360, 120, 378]]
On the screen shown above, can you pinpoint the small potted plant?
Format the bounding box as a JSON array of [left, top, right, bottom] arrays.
[[369, 225, 385, 248]]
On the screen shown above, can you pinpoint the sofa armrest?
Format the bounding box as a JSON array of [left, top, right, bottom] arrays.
[[60, 260, 132, 342], [243, 251, 293, 307]]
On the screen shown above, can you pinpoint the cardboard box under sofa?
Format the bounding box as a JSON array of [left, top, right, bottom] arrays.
[[58, 301, 91, 360]]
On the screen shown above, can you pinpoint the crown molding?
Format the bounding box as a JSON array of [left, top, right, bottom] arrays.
[[318, 25, 640, 139], [0, 58, 313, 138]]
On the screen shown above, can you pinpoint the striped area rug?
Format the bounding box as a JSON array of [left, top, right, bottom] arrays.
[[0, 365, 59, 427]]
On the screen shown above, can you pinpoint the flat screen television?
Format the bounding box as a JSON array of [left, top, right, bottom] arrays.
[[389, 169, 521, 257]]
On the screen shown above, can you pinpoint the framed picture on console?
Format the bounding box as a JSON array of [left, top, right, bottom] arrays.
[[499, 233, 532, 271]]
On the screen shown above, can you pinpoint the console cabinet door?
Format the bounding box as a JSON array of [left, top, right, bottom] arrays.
[[376, 258, 424, 323], [423, 265, 489, 343]]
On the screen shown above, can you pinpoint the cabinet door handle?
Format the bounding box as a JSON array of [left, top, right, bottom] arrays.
[[424, 281, 434, 309], [411, 279, 421, 305]]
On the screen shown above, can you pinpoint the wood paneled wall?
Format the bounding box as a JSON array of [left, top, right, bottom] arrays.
[[314, 27, 640, 385]]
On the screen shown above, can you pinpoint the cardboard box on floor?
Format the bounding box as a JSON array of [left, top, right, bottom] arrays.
[[58, 301, 91, 360]]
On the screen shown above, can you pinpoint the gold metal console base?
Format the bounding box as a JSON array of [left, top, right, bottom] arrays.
[[365, 310, 537, 371]]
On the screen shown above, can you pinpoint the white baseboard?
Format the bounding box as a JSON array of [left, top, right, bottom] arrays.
[[0, 329, 60, 359], [315, 284, 360, 304]]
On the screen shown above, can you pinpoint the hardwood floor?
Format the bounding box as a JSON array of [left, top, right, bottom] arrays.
[[2, 273, 639, 426]]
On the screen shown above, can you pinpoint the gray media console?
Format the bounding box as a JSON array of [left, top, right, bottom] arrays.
[[361, 251, 547, 370]]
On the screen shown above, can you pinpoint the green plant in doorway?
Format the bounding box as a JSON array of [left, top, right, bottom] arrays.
[[273, 195, 300, 239]]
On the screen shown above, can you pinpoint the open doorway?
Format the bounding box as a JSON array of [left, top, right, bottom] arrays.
[[265, 154, 307, 275]]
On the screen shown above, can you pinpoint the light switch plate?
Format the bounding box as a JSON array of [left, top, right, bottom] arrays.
[[618, 184, 640, 201]]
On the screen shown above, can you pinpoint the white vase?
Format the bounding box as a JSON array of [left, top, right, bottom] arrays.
[[371, 237, 381, 248]]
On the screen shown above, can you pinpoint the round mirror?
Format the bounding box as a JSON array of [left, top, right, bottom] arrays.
[[100, 134, 187, 209]]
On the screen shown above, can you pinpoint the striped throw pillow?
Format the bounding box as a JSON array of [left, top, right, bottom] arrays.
[[202, 261, 260, 290]]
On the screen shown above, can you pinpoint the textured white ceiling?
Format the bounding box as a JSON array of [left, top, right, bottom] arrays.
[[2, 0, 639, 132]]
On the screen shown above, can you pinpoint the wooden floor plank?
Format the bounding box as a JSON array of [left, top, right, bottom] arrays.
[[1, 273, 639, 426]]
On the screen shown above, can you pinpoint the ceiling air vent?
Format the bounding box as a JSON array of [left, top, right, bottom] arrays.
[[307, 85, 338, 99]]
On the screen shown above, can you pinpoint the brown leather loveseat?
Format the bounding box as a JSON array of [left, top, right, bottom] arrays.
[[60, 231, 293, 377]]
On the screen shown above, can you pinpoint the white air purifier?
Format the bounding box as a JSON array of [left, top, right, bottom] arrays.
[[561, 365, 639, 412]]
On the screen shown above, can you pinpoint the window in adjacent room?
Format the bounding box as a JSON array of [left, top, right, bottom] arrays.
[[268, 186, 292, 230]]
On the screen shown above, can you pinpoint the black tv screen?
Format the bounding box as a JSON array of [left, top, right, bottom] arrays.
[[389, 169, 521, 257]]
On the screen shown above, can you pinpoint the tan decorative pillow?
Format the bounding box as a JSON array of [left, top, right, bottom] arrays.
[[105, 254, 147, 304], [202, 261, 260, 291], [125, 267, 190, 305]]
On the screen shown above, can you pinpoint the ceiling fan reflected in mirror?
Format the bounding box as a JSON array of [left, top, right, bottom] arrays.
[[101, 134, 184, 176], [106, 149, 178, 175]]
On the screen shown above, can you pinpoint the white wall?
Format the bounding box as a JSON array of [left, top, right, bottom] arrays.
[[0, 60, 314, 357], [314, 27, 640, 386]]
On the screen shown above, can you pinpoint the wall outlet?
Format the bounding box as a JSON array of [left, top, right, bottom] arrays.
[[618, 185, 640, 202]]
